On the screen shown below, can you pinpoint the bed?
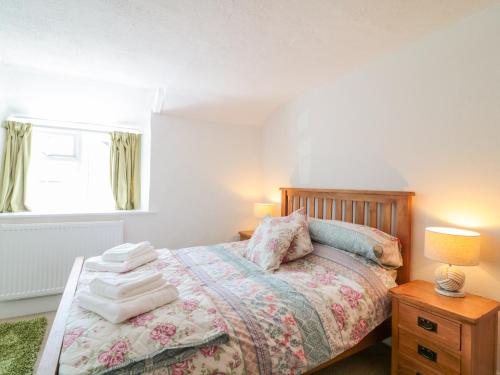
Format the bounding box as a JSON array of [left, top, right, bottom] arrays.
[[38, 188, 414, 375]]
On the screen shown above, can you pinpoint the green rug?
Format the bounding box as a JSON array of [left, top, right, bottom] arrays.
[[0, 316, 47, 375]]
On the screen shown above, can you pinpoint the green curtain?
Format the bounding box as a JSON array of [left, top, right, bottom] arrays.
[[0, 121, 32, 212], [110, 132, 141, 210]]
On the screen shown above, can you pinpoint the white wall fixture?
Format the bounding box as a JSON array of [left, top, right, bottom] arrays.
[[152, 87, 167, 114], [0, 221, 123, 301]]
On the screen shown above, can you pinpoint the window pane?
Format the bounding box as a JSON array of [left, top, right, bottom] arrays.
[[27, 128, 115, 212], [39, 131, 78, 158]]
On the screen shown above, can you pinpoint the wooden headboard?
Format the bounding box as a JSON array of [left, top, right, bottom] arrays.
[[280, 188, 414, 284]]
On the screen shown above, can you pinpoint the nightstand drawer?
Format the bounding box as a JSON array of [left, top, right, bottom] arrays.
[[399, 329, 460, 375], [399, 302, 461, 351], [398, 353, 442, 375]]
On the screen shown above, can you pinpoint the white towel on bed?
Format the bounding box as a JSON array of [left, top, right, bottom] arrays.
[[78, 284, 179, 324], [84, 249, 158, 273], [102, 241, 152, 262], [89, 271, 165, 300]]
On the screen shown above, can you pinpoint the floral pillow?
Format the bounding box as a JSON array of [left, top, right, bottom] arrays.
[[308, 218, 403, 269], [245, 217, 300, 271], [282, 208, 314, 263]]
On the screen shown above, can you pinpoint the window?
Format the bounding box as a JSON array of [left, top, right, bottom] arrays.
[[27, 128, 115, 212]]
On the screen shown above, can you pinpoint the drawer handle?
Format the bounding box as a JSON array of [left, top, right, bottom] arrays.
[[417, 316, 437, 332], [418, 344, 437, 362]]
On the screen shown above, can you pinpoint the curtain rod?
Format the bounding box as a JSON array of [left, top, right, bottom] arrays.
[[7, 115, 142, 135]]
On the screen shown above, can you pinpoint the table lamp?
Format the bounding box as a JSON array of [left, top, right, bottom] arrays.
[[253, 203, 277, 219], [424, 227, 480, 297]]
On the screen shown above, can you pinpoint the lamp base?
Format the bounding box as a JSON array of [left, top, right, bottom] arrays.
[[434, 264, 466, 298], [435, 287, 465, 298]]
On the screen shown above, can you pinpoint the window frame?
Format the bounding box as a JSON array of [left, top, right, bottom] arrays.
[[2, 116, 148, 215]]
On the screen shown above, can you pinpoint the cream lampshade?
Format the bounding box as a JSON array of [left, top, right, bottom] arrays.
[[424, 227, 480, 297], [253, 203, 277, 218]]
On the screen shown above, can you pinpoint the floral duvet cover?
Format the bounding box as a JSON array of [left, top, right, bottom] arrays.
[[60, 241, 396, 375]]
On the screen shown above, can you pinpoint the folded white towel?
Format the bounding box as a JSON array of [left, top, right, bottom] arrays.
[[102, 241, 152, 262], [78, 284, 179, 324], [90, 271, 165, 300], [84, 249, 158, 273], [102, 245, 154, 263]]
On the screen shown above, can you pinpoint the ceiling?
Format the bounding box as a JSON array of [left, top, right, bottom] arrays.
[[0, 0, 495, 125]]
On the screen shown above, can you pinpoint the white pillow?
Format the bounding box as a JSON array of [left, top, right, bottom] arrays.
[[281, 208, 314, 262], [308, 218, 403, 268]]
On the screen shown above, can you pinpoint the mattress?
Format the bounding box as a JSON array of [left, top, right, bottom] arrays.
[[59, 241, 397, 375]]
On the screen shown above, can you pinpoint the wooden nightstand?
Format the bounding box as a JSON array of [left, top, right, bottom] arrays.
[[390, 280, 499, 375], [238, 230, 254, 241]]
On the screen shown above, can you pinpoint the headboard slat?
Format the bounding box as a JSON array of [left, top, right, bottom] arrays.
[[325, 199, 333, 220], [355, 201, 364, 225], [317, 198, 324, 219], [335, 200, 342, 220], [345, 200, 353, 223], [280, 187, 414, 284], [369, 203, 377, 227], [382, 203, 392, 234]]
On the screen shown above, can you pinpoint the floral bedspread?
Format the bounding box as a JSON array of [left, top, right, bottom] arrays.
[[60, 241, 396, 375]]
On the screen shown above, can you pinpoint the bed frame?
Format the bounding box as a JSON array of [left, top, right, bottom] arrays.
[[280, 188, 414, 374], [37, 188, 414, 375]]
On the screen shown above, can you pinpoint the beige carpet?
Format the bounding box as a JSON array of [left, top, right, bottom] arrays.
[[4, 312, 390, 374], [316, 343, 391, 374]]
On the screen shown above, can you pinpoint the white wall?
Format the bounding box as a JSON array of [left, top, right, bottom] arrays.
[[0, 93, 5, 155], [262, 4, 500, 366], [0, 63, 154, 128], [128, 113, 263, 247]]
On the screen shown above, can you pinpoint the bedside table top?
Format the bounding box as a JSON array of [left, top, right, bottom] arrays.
[[390, 280, 500, 324], [238, 230, 254, 237]]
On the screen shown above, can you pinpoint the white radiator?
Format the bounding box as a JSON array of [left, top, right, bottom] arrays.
[[0, 221, 123, 301]]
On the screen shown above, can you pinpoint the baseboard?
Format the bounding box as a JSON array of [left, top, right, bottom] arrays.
[[0, 294, 61, 319]]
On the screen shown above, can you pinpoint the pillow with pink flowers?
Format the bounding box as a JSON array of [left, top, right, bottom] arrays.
[[281, 208, 314, 262], [245, 216, 300, 271]]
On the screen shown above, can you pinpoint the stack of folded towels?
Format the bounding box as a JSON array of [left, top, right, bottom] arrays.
[[84, 241, 159, 273], [79, 242, 178, 324]]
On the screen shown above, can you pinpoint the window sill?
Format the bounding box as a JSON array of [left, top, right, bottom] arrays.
[[0, 210, 156, 219]]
